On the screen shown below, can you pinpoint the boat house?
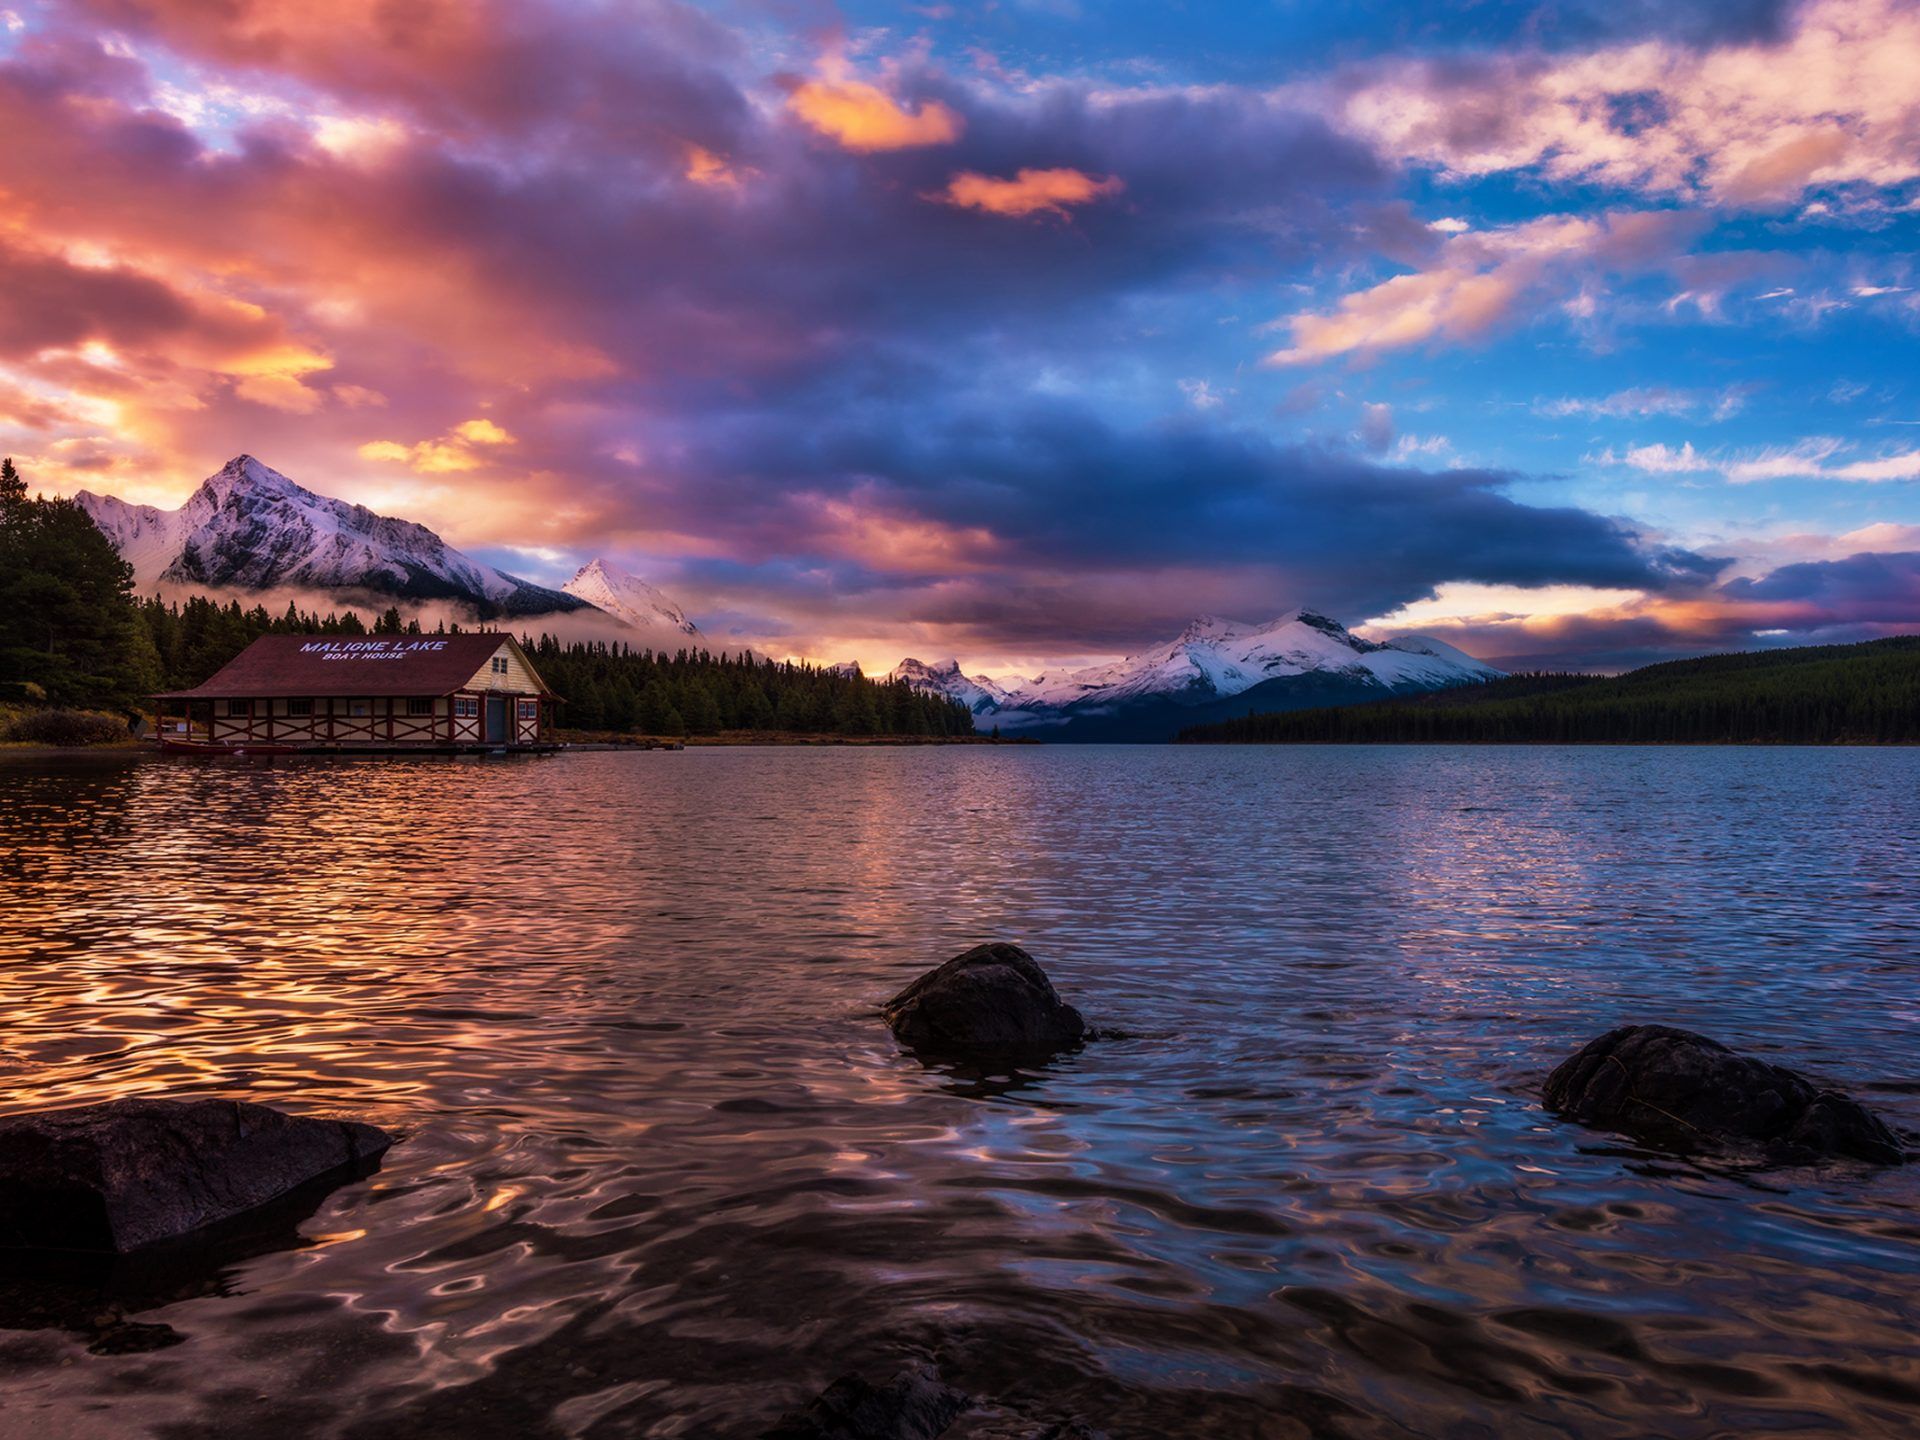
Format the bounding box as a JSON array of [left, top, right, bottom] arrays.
[[153, 633, 559, 753]]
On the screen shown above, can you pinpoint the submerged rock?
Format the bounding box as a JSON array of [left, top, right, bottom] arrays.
[[1543, 1025, 1905, 1165], [87, 1318, 185, 1355], [884, 944, 1087, 1061], [0, 1098, 394, 1253], [762, 1361, 969, 1440]]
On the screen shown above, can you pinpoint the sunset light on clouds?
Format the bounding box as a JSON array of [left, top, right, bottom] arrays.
[[5, 0, 1920, 672]]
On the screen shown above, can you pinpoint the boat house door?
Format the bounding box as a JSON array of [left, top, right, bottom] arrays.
[[485, 695, 508, 743]]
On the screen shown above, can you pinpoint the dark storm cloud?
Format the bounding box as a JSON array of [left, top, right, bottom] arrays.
[[646, 402, 1725, 644], [1723, 550, 1920, 620]]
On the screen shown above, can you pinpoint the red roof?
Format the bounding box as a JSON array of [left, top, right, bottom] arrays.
[[156, 633, 541, 699]]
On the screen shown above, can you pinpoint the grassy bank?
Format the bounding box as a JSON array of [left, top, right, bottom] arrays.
[[0, 701, 141, 749]]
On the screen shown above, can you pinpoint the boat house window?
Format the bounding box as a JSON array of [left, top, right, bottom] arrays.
[[288, 698, 313, 717], [454, 696, 479, 718], [227, 699, 250, 717], [517, 699, 538, 721], [407, 696, 434, 716], [492, 656, 509, 675]]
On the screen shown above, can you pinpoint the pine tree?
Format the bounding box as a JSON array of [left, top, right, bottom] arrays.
[[0, 461, 159, 710]]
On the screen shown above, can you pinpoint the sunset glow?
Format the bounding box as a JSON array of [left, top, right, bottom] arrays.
[[4, 0, 1919, 673]]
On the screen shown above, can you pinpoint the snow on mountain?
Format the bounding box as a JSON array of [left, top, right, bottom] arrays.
[[885, 658, 1016, 715], [888, 609, 1503, 734], [76, 454, 590, 619], [561, 559, 704, 646]]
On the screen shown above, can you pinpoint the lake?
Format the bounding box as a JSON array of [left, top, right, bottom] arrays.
[[1, 746, 1917, 1439]]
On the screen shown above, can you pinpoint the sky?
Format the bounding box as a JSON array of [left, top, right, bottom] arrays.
[[5, 0, 1920, 675]]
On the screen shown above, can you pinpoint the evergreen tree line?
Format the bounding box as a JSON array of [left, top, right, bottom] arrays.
[[135, 600, 975, 738], [137, 594, 408, 693], [1179, 638, 1920, 745], [524, 636, 976, 738], [0, 457, 160, 710]]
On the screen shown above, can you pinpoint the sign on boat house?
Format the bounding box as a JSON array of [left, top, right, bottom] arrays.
[[153, 633, 559, 753]]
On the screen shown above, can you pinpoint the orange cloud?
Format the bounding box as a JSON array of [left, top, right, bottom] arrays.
[[361, 418, 516, 473], [787, 71, 962, 152], [683, 144, 745, 189], [453, 417, 513, 445], [934, 167, 1123, 218]]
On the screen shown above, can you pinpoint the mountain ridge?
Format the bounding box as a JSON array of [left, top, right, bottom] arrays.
[[888, 609, 1503, 741]]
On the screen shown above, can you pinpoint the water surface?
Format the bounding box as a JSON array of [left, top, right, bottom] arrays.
[[1, 746, 1917, 1438]]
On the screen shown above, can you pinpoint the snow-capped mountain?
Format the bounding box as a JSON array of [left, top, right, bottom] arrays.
[[890, 609, 1503, 740], [561, 559, 704, 646], [886, 658, 1016, 715], [76, 455, 590, 619]]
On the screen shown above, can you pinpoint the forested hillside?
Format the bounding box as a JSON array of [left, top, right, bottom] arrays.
[[1179, 638, 1920, 745], [524, 639, 974, 738]]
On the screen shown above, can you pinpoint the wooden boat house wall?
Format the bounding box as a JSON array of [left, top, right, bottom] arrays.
[[153, 633, 558, 753]]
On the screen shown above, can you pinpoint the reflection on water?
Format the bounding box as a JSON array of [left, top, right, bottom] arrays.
[[1, 746, 1918, 1438]]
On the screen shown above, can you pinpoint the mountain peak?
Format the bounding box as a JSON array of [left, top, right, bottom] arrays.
[[201, 453, 307, 502], [892, 657, 962, 678], [1271, 606, 1350, 637], [1175, 615, 1240, 644], [561, 557, 702, 640]]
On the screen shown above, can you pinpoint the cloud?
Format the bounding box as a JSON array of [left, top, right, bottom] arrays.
[[9, 0, 1910, 674], [1720, 438, 1920, 482], [1721, 548, 1920, 620], [1537, 384, 1748, 420], [932, 167, 1123, 218], [1357, 401, 1395, 453], [1594, 440, 1714, 473], [786, 66, 963, 152], [1371, 545, 1920, 671], [1265, 211, 1699, 365], [360, 419, 515, 473], [453, 417, 513, 445], [1593, 435, 1920, 482], [641, 399, 1724, 651], [1334, 0, 1920, 210]]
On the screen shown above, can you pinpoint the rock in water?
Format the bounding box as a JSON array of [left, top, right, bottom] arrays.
[[884, 944, 1087, 1061], [762, 1362, 969, 1440], [1543, 1025, 1904, 1164], [0, 1098, 394, 1253]]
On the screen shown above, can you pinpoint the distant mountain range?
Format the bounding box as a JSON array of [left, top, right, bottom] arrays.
[[886, 611, 1504, 741], [74, 455, 1503, 737], [77, 455, 703, 646]]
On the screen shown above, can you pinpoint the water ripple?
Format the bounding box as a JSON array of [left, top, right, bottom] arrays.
[[1, 746, 1917, 1438]]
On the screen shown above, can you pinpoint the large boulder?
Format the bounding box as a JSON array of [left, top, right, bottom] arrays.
[[1543, 1025, 1904, 1165], [0, 1098, 394, 1253], [884, 944, 1087, 1062], [762, 1362, 969, 1440]]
